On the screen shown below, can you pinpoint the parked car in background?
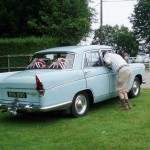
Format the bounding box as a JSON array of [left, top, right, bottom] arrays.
[[135, 52, 150, 63], [0, 45, 146, 117]]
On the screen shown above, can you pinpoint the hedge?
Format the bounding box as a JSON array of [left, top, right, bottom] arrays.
[[0, 36, 59, 55], [0, 37, 60, 71]]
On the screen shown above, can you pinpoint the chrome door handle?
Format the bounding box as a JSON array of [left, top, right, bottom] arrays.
[[84, 70, 90, 74]]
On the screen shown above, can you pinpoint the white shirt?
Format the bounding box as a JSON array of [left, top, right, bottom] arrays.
[[104, 52, 128, 72]]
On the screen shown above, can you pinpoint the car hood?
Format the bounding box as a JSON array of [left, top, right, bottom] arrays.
[[0, 69, 84, 89]]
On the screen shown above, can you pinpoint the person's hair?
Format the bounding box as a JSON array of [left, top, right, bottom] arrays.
[[102, 51, 109, 57]]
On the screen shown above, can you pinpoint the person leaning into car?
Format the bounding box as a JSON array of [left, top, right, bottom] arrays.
[[103, 51, 132, 110]]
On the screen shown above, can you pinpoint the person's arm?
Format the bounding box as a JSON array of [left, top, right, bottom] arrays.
[[104, 54, 112, 66], [104, 60, 112, 65]]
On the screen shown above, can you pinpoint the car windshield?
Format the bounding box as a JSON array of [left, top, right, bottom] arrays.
[[27, 52, 75, 69]]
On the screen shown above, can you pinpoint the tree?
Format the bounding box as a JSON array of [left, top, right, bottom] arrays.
[[130, 0, 150, 52], [92, 25, 139, 56], [114, 26, 139, 56], [92, 25, 118, 46], [0, 0, 41, 37], [28, 0, 93, 45], [0, 0, 93, 45]]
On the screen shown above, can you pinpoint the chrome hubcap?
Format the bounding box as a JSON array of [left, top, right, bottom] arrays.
[[132, 80, 139, 95], [75, 94, 87, 114]]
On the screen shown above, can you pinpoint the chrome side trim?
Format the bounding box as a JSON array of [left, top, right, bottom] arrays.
[[40, 101, 72, 111]]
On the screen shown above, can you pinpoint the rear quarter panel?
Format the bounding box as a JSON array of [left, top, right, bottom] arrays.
[[37, 70, 87, 107], [129, 63, 145, 89]]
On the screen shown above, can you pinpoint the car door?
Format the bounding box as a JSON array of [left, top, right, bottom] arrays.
[[83, 51, 110, 103], [100, 50, 117, 96], [106, 66, 117, 94]]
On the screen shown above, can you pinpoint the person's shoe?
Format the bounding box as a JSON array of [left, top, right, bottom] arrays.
[[121, 104, 129, 110], [127, 103, 132, 109]]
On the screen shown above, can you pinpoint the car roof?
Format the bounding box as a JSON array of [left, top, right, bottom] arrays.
[[35, 45, 112, 54]]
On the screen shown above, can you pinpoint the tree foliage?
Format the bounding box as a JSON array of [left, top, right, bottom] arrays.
[[92, 25, 139, 56], [28, 0, 93, 45], [0, 0, 41, 37], [130, 0, 150, 51], [0, 0, 93, 45]]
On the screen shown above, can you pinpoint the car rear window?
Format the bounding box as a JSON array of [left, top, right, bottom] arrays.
[[27, 52, 75, 69]]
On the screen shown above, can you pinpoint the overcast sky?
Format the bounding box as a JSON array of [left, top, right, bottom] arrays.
[[80, 0, 138, 45], [91, 0, 138, 29]]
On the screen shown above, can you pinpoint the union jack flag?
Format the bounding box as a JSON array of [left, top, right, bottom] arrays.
[[49, 58, 68, 69], [27, 58, 48, 69]]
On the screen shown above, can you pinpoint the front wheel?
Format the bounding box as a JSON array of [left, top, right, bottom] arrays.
[[70, 92, 89, 118], [128, 77, 141, 98]]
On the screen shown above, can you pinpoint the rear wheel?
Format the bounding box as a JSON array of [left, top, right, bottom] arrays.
[[128, 77, 141, 98], [70, 92, 89, 118]]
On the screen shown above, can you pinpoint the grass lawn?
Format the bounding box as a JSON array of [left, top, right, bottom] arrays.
[[0, 89, 150, 150]]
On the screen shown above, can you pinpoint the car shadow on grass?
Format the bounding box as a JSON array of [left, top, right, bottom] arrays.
[[90, 97, 120, 110], [0, 110, 72, 124], [0, 97, 135, 124]]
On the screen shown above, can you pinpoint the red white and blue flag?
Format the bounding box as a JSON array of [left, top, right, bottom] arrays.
[[27, 58, 48, 69], [49, 58, 68, 69]]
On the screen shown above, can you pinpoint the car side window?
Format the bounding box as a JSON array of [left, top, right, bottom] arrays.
[[84, 51, 102, 68]]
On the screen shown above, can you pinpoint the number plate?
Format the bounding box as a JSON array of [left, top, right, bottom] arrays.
[[7, 92, 27, 98]]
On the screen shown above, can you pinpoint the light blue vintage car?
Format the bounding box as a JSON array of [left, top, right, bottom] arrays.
[[0, 45, 145, 117]]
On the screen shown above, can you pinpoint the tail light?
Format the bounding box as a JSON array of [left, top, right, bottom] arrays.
[[35, 75, 45, 95]]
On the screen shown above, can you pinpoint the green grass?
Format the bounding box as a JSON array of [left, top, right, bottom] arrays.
[[0, 89, 150, 150]]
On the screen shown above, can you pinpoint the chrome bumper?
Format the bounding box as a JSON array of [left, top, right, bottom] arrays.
[[143, 79, 146, 84], [0, 100, 71, 115]]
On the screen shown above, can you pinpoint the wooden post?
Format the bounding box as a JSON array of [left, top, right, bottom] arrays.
[[8, 55, 10, 72]]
